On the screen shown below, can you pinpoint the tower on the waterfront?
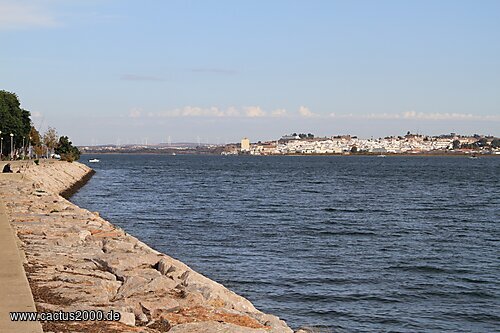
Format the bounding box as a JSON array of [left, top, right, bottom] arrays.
[[241, 138, 250, 151]]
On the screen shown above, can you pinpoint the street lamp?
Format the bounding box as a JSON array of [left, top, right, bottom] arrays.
[[22, 136, 25, 159], [10, 133, 14, 160], [0, 130, 2, 160]]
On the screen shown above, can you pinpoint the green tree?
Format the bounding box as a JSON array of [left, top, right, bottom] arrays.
[[477, 138, 488, 147], [452, 139, 460, 150], [0, 90, 32, 157], [55, 136, 81, 162], [491, 138, 500, 148]]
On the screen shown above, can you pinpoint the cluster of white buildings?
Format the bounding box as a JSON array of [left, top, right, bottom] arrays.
[[232, 134, 497, 155]]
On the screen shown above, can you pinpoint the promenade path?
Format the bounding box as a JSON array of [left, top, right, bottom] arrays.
[[0, 172, 43, 333]]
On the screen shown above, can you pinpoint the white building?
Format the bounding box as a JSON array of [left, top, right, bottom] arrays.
[[241, 138, 250, 151]]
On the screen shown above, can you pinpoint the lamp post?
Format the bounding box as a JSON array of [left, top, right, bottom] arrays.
[[22, 136, 25, 159], [0, 130, 2, 160], [10, 133, 14, 160], [29, 136, 32, 159]]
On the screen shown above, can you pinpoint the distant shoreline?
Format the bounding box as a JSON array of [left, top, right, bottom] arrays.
[[81, 152, 499, 157]]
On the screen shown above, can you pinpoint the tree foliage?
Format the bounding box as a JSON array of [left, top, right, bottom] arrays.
[[297, 133, 315, 139], [55, 136, 81, 162], [0, 90, 31, 157], [492, 138, 500, 148], [30, 126, 41, 144], [43, 127, 58, 155], [28, 126, 44, 158], [1, 91, 80, 160], [477, 138, 488, 147]]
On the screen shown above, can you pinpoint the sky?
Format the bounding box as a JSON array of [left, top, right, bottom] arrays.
[[1, 0, 499, 145]]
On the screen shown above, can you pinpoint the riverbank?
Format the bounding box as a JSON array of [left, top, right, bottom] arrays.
[[82, 151, 500, 157], [0, 160, 293, 333]]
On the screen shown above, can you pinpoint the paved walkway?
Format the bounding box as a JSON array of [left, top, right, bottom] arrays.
[[0, 174, 43, 333]]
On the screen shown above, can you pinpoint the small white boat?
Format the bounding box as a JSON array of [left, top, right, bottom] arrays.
[[88, 158, 100, 163], [377, 154, 386, 158]]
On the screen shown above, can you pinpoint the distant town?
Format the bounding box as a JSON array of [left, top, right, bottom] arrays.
[[80, 132, 500, 156]]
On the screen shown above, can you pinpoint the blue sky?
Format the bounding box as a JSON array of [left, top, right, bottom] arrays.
[[1, 0, 499, 145]]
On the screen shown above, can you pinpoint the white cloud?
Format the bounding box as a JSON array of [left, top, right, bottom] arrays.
[[299, 106, 315, 117], [135, 106, 292, 118], [271, 109, 287, 117], [0, 2, 58, 30], [128, 108, 142, 118], [225, 107, 240, 117], [169, 106, 224, 117], [157, 106, 237, 117], [365, 113, 401, 119], [401, 111, 478, 120], [328, 111, 500, 121], [131, 107, 498, 122], [244, 106, 266, 117]]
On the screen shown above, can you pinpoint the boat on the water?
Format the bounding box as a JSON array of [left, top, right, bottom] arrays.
[[377, 154, 386, 158], [88, 158, 100, 163]]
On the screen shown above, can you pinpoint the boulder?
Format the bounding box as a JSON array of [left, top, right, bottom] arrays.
[[118, 311, 136, 327], [146, 275, 178, 293], [140, 298, 180, 318], [156, 257, 177, 276], [168, 321, 268, 333], [102, 238, 136, 253], [94, 252, 161, 279], [78, 230, 91, 241], [114, 276, 150, 300]]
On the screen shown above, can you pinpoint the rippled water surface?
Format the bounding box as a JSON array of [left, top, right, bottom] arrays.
[[71, 155, 500, 332]]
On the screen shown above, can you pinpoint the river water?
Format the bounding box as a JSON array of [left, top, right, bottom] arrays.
[[71, 155, 499, 332]]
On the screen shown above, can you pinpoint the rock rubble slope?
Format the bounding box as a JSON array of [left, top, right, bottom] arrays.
[[0, 161, 293, 333]]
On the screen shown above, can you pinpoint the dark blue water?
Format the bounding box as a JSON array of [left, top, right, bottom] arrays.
[[71, 155, 500, 332]]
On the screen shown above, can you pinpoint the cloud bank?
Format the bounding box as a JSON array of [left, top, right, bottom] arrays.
[[299, 106, 316, 117], [129, 106, 291, 119], [329, 111, 500, 121], [127, 106, 498, 122]]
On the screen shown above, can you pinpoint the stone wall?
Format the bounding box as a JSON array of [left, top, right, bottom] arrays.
[[1, 160, 293, 333]]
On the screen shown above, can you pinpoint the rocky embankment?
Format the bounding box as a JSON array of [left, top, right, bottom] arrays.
[[0, 160, 293, 333]]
